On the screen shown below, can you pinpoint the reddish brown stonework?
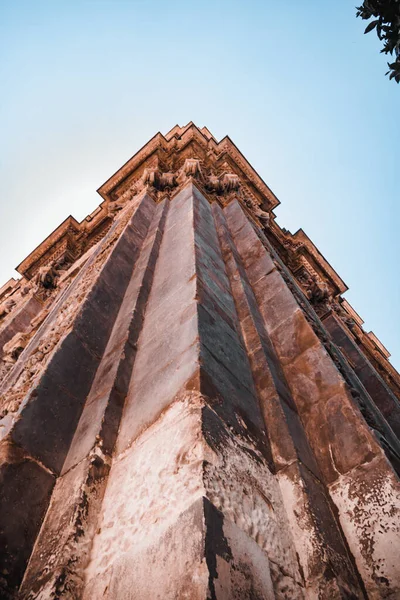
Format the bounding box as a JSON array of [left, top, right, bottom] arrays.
[[0, 123, 399, 599]]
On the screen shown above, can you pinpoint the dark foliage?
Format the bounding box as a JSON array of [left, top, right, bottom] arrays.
[[356, 0, 400, 82]]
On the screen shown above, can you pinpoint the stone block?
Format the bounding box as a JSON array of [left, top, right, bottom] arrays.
[[267, 309, 319, 366], [326, 393, 376, 475], [277, 461, 362, 599], [324, 314, 400, 439], [20, 456, 109, 599], [84, 498, 208, 600], [196, 278, 237, 331], [329, 455, 400, 599], [283, 344, 347, 412], [199, 345, 266, 446], [0, 443, 55, 596], [74, 278, 124, 358], [198, 304, 254, 392], [116, 343, 200, 454], [61, 387, 124, 474], [201, 408, 303, 594], [205, 498, 278, 600], [11, 330, 99, 473]]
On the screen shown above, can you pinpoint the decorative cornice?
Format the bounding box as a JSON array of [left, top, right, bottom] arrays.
[[96, 123, 280, 212], [15, 204, 112, 280]]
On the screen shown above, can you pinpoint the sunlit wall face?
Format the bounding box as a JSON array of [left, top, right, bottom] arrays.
[[0, 0, 399, 368]]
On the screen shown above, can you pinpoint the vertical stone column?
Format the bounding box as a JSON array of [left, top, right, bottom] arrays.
[[82, 183, 304, 599], [0, 194, 156, 597], [213, 202, 364, 599], [8, 182, 399, 599], [323, 311, 400, 438], [223, 199, 400, 600], [19, 198, 169, 599]]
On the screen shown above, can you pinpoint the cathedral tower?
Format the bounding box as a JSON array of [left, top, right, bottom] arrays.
[[0, 123, 399, 599]]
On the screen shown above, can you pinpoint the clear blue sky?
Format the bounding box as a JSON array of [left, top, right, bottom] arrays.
[[0, 1, 399, 368]]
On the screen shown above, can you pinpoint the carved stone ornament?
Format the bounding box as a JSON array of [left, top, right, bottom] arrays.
[[296, 268, 333, 316], [141, 168, 178, 191], [0, 298, 16, 322], [220, 173, 240, 193], [243, 196, 270, 224], [34, 263, 59, 290], [332, 301, 357, 331], [0, 199, 138, 420], [204, 174, 222, 194], [181, 158, 203, 179], [3, 331, 29, 361]]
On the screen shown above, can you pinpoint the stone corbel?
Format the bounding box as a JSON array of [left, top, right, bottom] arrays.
[[31, 259, 69, 303], [109, 183, 142, 215], [159, 172, 177, 190], [296, 268, 333, 316], [108, 197, 128, 215], [177, 158, 204, 185], [204, 172, 241, 196], [0, 298, 16, 323], [203, 169, 270, 224], [220, 173, 240, 193], [282, 238, 304, 253], [141, 168, 178, 192], [141, 167, 162, 189], [204, 174, 223, 194], [243, 196, 270, 225], [332, 301, 357, 331], [203, 171, 240, 197]]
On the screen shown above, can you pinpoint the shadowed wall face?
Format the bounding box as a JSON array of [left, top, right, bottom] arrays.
[[0, 125, 399, 600]]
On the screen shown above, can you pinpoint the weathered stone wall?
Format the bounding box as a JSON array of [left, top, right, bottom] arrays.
[[0, 193, 156, 597], [323, 312, 400, 438], [0, 140, 399, 599], [222, 200, 400, 599]]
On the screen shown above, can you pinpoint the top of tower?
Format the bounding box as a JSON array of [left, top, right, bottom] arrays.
[[1, 123, 398, 393], [96, 122, 281, 213]]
